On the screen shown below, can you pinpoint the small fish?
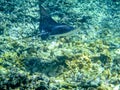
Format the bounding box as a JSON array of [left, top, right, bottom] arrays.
[[40, 5, 74, 40]]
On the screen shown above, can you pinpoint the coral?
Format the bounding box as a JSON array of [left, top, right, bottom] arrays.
[[0, 0, 120, 89]]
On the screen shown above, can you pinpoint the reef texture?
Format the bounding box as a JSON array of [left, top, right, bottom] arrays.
[[0, 0, 120, 90]]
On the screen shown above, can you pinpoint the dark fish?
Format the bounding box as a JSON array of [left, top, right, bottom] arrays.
[[40, 5, 74, 40]]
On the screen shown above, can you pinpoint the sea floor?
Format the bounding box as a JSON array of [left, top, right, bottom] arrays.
[[0, 0, 120, 90]]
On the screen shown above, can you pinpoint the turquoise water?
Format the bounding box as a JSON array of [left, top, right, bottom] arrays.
[[0, 0, 120, 89]]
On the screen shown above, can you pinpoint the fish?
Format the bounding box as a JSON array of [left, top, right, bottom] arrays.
[[40, 5, 74, 40]]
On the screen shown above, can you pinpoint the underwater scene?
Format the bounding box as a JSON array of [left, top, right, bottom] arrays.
[[0, 0, 120, 90]]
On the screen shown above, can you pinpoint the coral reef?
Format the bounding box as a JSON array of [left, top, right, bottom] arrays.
[[0, 0, 120, 89]]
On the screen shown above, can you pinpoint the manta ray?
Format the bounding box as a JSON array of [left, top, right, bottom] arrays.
[[40, 5, 74, 40]]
